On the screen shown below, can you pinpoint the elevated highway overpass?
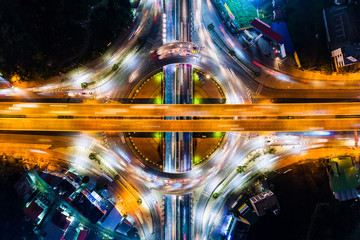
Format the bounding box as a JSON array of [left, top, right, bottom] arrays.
[[1, 102, 360, 117], [0, 102, 360, 132]]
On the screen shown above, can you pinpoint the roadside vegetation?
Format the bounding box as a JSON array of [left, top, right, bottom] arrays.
[[224, 0, 257, 28], [0, 0, 132, 81], [214, 0, 257, 28]]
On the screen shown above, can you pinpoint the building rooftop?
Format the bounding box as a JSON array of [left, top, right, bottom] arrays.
[[43, 221, 66, 240], [324, 5, 360, 69], [271, 22, 296, 54], [14, 174, 34, 201], [250, 18, 284, 42], [342, 43, 360, 65], [330, 157, 358, 192], [55, 179, 76, 199], [66, 171, 81, 183], [230, 218, 250, 240], [24, 201, 44, 222], [40, 172, 63, 188], [72, 193, 105, 224], [101, 206, 123, 231], [232, 195, 258, 225], [324, 6, 360, 50], [250, 190, 280, 216], [116, 218, 133, 235], [77, 230, 88, 240], [51, 209, 70, 230]]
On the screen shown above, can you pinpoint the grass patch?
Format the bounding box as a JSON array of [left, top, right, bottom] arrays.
[[193, 155, 201, 165], [154, 72, 163, 83], [215, 0, 257, 28]]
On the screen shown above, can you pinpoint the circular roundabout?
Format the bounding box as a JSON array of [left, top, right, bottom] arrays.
[[105, 59, 250, 194], [110, 66, 227, 170]]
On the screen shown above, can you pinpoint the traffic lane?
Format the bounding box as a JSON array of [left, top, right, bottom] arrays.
[[104, 45, 360, 108], [127, 51, 360, 101], [4, 102, 360, 117], [1, 118, 360, 132], [106, 131, 244, 195]]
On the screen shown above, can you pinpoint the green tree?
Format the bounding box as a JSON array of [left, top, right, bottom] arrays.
[[268, 148, 276, 154], [89, 153, 96, 160], [112, 63, 119, 71], [207, 23, 215, 30], [81, 82, 88, 89], [81, 176, 90, 184], [237, 165, 245, 174], [95, 183, 104, 191]]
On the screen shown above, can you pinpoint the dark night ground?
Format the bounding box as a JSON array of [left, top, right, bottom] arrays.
[[0, 0, 132, 80], [0, 164, 37, 239], [247, 161, 360, 240]]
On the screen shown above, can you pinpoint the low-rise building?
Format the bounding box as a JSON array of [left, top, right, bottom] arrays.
[[323, 6, 360, 71], [250, 18, 284, 43], [227, 217, 250, 240], [250, 190, 280, 216], [116, 218, 133, 236], [228, 195, 258, 240], [101, 205, 123, 231], [76, 230, 88, 240], [14, 174, 34, 202], [43, 209, 71, 240], [71, 189, 106, 224], [40, 171, 63, 188], [55, 179, 76, 199], [328, 156, 359, 201], [24, 201, 44, 223], [231, 195, 258, 225]]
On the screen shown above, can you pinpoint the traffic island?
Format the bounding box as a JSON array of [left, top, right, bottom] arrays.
[[114, 67, 227, 170]]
